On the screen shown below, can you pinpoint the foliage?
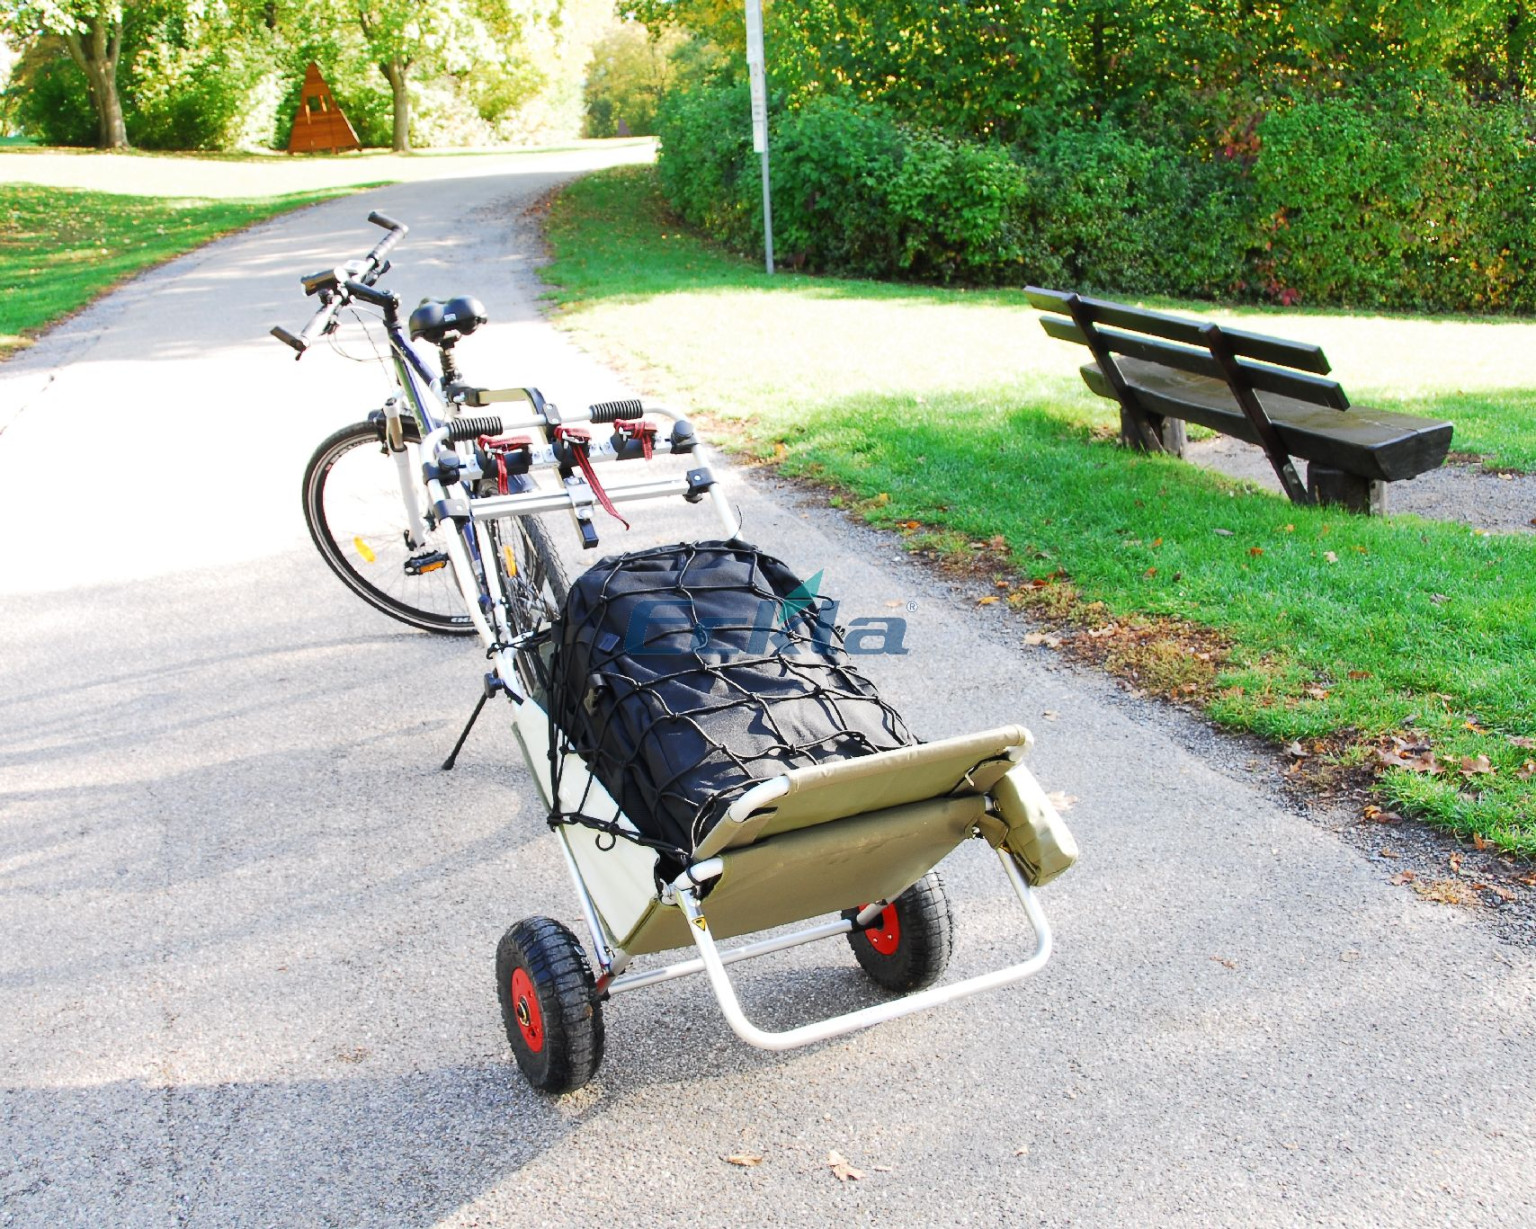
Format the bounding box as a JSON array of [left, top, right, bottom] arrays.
[[1253, 86, 1536, 311], [582, 21, 685, 137]]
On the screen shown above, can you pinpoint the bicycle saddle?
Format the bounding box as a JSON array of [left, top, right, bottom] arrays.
[[409, 295, 488, 345]]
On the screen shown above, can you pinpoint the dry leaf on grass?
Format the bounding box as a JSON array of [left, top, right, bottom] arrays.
[[1517, 760, 1536, 781], [1473, 832, 1490, 851], [1323, 551, 1339, 563], [826, 1150, 864, 1182], [1459, 755, 1495, 777], [723, 1153, 764, 1168], [1508, 735, 1536, 749]]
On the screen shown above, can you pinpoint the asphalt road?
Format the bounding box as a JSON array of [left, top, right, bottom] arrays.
[[2, 145, 1532, 1229]]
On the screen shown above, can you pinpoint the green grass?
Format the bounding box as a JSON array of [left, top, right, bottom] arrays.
[[543, 165, 1536, 853], [0, 182, 365, 354]]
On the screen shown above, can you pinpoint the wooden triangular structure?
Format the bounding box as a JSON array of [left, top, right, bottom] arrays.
[[287, 63, 361, 154]]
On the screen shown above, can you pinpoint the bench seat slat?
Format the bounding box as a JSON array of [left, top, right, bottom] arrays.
[[1026, 286, 1332, 374], [1042, 316, 1350, 410], [1081, 360, 1452, 483]]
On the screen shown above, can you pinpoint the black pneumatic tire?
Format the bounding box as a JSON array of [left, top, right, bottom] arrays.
[[302, 420, 474, 635], [496, 917, 604, 1095], [846, 869, 955, 993]]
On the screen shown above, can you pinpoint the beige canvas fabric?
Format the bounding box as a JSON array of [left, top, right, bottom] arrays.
[[692, 724, 1034, 859], [618, 795, 987, 955], [990, 763, 1079, 886]]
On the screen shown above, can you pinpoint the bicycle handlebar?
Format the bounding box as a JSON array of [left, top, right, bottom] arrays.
[[271, 214, 410, 358]]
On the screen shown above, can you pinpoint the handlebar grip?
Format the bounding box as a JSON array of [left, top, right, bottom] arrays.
[[587, 399, 645, 424], [270, 325, 307, 356], [447, 416, 505, 442], [365, 212, 408, 268]]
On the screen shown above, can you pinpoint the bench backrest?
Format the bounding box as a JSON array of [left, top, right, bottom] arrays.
[[1026, 287, 1350, 411]]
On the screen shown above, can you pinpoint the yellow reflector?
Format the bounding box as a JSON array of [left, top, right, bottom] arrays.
[[353, 537, 376, 564], [503, 544, 518, 576]]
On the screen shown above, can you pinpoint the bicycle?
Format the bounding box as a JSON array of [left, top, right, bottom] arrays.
[[274, 213, 1078, 1096]]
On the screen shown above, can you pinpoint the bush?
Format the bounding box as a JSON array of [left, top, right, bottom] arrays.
[[1255, 89, 1536, 311], [655, 80, 1536, 312]]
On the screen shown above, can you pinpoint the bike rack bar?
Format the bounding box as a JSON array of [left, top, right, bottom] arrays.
[[607, 917, 857, 995]]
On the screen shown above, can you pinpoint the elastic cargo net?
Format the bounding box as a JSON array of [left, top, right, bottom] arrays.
[[549, 541, 914, 861]]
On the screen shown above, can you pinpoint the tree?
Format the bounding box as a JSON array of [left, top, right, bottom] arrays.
[[350, 0, 554, 152], [1, 0, 127, 147]]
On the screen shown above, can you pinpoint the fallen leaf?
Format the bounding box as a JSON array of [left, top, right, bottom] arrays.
[[1323, 551, 1339, 563], [1348, 670, 1372, 680], [1087, 624, 1118, 638], [1213, 527, 1235, 537], [1378, 847, 1398, 858], [1023, 632, 1061, 648], [1143, 566, 1157, 578], [976, 595, 1000, 606], [1485, 883, 1515, 903], [1449, 853, 1464, 874], [723, 1153, 764, 1167], [1517, 760, 1536, 781], [1211, 956, 1237, 970], [1390, 870, 1417, 885], [1459, 754, 1495, 777], [1508, 735, 1536, 749], [1151, 537, 1163, 548], [1472, 832, 1489, 851], [1014, 1146, 1030, 1157], [827, 1150, 864, 1182], [1248, 546, 1264, 557], [1045, 790, 1077, 811], [1414, 878, 1479, 906], [1282, 523, 1295, 533], [1306, 686, 1330, 700], [896, 520, 922, 530], [1285, 741, 1309, 758], [1042, 710, 1059, 720]]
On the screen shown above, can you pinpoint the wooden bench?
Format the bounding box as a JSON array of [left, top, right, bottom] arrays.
[[1026, 287, 1454, 513]]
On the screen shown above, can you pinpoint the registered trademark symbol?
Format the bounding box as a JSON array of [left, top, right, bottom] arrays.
[[906, 600, 918, 612]]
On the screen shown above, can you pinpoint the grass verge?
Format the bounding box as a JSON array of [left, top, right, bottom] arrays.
[[0, 182, 366, 356], [543, 165, 1536, 855]]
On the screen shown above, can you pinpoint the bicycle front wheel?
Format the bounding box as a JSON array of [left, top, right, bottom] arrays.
[[302, 420, 475, 635]]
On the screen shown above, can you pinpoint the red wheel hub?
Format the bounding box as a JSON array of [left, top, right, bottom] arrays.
[[510, 967, 545, 1052], [864, 904, 901, 955]]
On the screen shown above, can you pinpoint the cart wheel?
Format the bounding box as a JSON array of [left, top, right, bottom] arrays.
[[496, 917, 604, 1094], [845, 869, 954, 993]]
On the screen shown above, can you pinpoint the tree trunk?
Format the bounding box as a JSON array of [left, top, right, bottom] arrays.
[[380, 60, 411, 152], [64, 17, 128, 150]]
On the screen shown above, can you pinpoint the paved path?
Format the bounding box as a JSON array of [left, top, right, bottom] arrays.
[[2, 146, 1532, 1229]]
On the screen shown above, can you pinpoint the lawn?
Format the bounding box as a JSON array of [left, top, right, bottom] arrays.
[[541, 165, 1536, 854], [0, 182, 363, 355]]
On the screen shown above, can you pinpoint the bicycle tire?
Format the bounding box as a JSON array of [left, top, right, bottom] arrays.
[[487, 511, 571, 699], [302, 419, 475, 636]]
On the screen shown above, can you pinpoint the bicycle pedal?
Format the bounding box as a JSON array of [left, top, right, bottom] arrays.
[[405, 550, 450, 575]]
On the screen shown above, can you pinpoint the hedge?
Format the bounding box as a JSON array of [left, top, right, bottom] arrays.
[[655, 83, 1536, 312]]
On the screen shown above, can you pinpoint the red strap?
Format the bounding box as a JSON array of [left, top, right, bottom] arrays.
[[476, 434, 533, 497], [613, 418, 656, 461], [554, 426, 630, 530]]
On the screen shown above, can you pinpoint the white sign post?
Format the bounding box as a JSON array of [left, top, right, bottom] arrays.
[[744, 0, 774, 274]]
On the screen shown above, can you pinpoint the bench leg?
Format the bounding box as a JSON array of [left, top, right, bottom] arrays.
[[1306, 464, 1387, 514], [1118, 407, 1186, 458]]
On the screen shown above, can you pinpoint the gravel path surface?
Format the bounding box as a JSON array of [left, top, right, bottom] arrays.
[[2, 149, 1533, 1228], [1188, 436, 1536, 534]]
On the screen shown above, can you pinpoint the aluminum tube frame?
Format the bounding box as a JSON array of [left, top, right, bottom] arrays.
[[672, 847, 1052, 1052], [607, 917, 856, 996]]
